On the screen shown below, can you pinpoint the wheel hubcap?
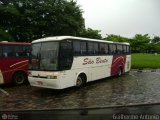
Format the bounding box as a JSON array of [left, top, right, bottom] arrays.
[[76, 77, 82, 86], [15, 74, 24, 84]]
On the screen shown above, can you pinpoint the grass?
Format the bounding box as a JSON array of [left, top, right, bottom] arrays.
[[131, 53, 160, 69]]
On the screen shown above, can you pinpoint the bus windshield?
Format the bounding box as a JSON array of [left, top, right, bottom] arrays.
[[29, 42, 59, 71]]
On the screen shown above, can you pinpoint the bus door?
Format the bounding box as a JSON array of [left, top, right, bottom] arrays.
[[59, 40, 73, 70]]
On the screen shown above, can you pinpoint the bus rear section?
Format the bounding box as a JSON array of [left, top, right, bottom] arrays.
[[28, 36, 131, 89], [110, 44, 131, 76], [0, 42, 30, 85]]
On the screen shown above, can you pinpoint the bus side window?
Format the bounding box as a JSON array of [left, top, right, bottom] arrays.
[[88, 42, 98, 55], [73, 41, 87, 55], [123, 45, 127, 54], [2, 45, 14, 58], [93, 43, 98, 54], [126, 46, 130, 54], [113, 44, 117, 54], [100, 43, 109, 54], [109, 44, 117, 54], [117, 45, 123, 54], [88, 42, 94, 54], [73, 41, 80, 55], [14, 45, 22, 57], [24, 45, 31, 57], [14, 45, 30, 58], [109, 44, 114, 54], [109, 44, 112, 54], [80, 41, 87, 55]]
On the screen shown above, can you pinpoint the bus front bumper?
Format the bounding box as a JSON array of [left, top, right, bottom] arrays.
[[28, 77, 61, 89]]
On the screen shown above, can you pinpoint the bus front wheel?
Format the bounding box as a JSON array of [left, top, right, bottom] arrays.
[[13, 72, 27, 85]]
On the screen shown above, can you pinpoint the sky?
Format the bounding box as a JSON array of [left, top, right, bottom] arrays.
[[77, 0, 160, 38]]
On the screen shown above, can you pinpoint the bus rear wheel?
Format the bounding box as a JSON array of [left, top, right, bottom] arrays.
[[13, 72, 27, 85], [76, 75, 86, 87]]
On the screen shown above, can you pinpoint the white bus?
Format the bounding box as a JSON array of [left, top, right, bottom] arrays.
[[28, 36, 131, 89]]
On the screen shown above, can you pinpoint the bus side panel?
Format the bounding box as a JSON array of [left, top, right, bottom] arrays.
[[0, 58, 11, 84], [124, 55, 131, 72], [111, 55, 126, 76], [59, 68, 89, 89], [71, 56, 113, 83], [88, 56, 113, 81], [1, 58, 28, 84]]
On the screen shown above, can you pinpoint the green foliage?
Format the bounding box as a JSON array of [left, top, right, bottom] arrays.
[[79, 28, 102, 39], [154, 43, 160, 53], [103, 34, 160, 53], [0, 0, 84, 42], [103, 34, 129, 42], [130, 34, 150, 53], [152, 36, 160, 43], [0, 28, 14, 41], [132, 53, 160, 69]]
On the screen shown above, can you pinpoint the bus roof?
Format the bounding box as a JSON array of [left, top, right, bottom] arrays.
[[32, 36, 130, 45], [0, 41, 30, 45]]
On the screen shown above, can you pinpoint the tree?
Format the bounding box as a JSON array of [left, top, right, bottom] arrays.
[[103, 34, 129, 42], [130, 34, 150, 53], [0, 0, 84, 42], [0, 28, 14, 41], [154, 43, 160, 53], [151, 36, 160, 44], [79, 28, 102, 39]]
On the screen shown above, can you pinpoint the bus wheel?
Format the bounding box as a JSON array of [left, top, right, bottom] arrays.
[[13, 72, 27, 85], [117, 67, 123, 77], [76, 75, 85, 87]]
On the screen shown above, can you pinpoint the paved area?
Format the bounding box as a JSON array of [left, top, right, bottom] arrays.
[[0, 70, 160, 111]]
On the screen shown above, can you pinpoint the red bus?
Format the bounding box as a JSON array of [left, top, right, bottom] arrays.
[[0, 42, 30, 85]]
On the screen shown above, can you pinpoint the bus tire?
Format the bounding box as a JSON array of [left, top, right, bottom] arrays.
[[117, 67, 123, 77], [13, 71, 27, 85], [76, 75, 86, 87]]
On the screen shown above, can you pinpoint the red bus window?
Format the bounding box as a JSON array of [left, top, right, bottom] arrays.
[[2, 45, 14, 57]]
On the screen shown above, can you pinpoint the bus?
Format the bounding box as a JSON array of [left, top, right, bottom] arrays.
[[28, 36, 131, 89], [0, 42, 30, 85]]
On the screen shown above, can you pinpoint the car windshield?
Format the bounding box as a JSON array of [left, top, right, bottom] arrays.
[[29, 41, 59, 71]]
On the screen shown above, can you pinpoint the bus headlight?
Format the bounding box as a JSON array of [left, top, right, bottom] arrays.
[[47, 75, 57, 79]]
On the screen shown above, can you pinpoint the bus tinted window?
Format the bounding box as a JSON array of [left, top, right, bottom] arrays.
[[81, 42, 87, 54], [73, 41, 80, 55], [88, 42, 94, 54], [93, 43, 99, 54], [117, 45, 123, 54], [123, 45, 126, 54], [126, 46, 130, 54], [109, 44, 117, 54], [24, 45, 31, 57], [14, 45, 30, 58], [99, 43, 109, 54], [2, 45, 14, 57], [88, 42, 98, 55], [73, 41, 87, 55]]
